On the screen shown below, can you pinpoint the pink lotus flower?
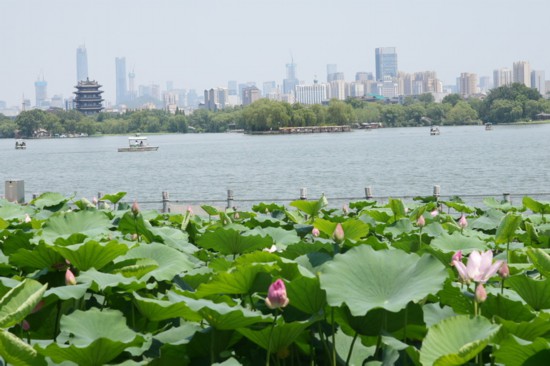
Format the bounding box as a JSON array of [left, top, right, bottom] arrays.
[[498, 262, 510, 278], [430, 209, 439, 217], [312, 227, 320, 237], [450, 250, 462, 265], [92, 196, 98, 205], [131, 200, 140, 216], [65, 269, 77, 286], [187, 206, 193, 214], [453, 250, 503, 284], [475, 283, 487, 303], [333, 223, 345, 243], [265, 279, 289, 309], [416, 215, 425, 227], [458, 214, 468, 229]]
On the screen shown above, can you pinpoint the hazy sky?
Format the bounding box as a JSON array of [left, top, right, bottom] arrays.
[[2, 0, 549, 107]]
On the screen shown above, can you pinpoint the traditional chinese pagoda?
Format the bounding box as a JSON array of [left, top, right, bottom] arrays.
[[74, 78, 104, 115]]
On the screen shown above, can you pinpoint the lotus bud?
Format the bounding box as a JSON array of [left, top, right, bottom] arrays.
[[451, 250, 463, 264], [332, 223, 345, 243], [187, 206, 193, 214], [65, 269, 77, 286], [417, 215, 426, 227], [265, 279, 289, 309], [498, 262, 510, 278], [430, 209, 439, 217], [21, 320, 30, 331], [131, 200, 140, 216], [234, 212, 240, 219], [24, 214, 31, 223], [458, 214, 468, 229], [312, 227, 320, 237], [475, 283, 487, 303], [92, 196, 98, 205]]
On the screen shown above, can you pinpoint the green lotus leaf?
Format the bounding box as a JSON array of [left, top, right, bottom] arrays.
[[99, 192, 127, 204], [482, 197, 515, 211], [44, 284, 89, 301], [196, 264, 273, 297], [289, 195, 328, 217], [482, 294, 535, 323], [430, 231, 488, 253], [495, 213, 522, 245], [78, 269, 147, 292], [133, 292, 202, 322], [167, 291, 273, 330], [41, 210, 112, 240], [213, 357, 243, 366], [383, 218, 414, 237], [441, 201, 475, 214], [148, 226, 195, 254], [0, 329, 46, 366], [36, 308, 144, 366], [102, 258, 159, 279], [469, 209, 505, 231], [423, 303, 457, 328], [121, 242, 196, 281], [285, 275, 326, 315], [437, 280, 473, 315], [422, 222, 446, 237], [254, 226, 300, 246], [196, 228, 272, 255], [388, 198, 407, 219], [9, 243, 64, 271], [333, 329, 375, 366], [494, 335, 550, 366], [319, 246, 447, 315], [313, 218, 369, 241], [420, 315, 501, 366], [153, 322, 204, 346], [30, 192, 70, 210], [117, 211, 162, 243], [0, 279, 47, 328], [0, 201, 34, 221], [53, 240, 129, 271], [523, 196, 550, 215], [238, 320, 310, 353], [526, 247, 550, 277], [507, 275, 550, 311], [201, 205, 220, 216], [497, 313, 550, 341]]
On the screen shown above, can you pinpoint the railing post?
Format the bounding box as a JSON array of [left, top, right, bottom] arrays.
[[5, 179, 25, 203], [300, 187, 307, 200], [365, 186, 373, 199], [97, 191, 103, 208], [226, 189, 234, 209], [433, 185, 440, 200], [503, 193, 511, 203], [162, 191, 169, 213]]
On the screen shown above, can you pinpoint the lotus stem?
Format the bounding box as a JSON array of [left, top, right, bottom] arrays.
[[266, 312, 279, 366], [345, 331, 358, 366], [331, 307, 336, 366]]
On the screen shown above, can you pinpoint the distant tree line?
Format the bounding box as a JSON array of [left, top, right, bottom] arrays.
[[1, 83, 549, 137]]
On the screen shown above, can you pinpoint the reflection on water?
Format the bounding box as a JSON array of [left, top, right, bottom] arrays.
[[1, 124, 549, 208]]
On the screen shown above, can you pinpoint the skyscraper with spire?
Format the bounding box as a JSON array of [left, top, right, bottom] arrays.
[[76, 45, 88, 82], [34, 75, 47, 107], [283, 59, 299, 94]]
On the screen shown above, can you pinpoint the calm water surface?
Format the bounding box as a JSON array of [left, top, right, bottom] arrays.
[[1, 124, 549, 208]]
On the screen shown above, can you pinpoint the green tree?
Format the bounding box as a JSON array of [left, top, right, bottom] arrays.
[[442, 94, 462, 107], [380, 104, 405, 127], [15, 110, 48, 137], [327, 99, 354, 125], [446, 101, 479, 124]]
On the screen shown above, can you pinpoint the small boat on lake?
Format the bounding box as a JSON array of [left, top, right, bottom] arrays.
[[485, 123, 493, 131], [15, 139, 26, 149], [430, 126, 440, 135], [118, 135, 159, 152]]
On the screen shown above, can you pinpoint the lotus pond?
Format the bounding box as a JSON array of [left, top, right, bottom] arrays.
[[1, 192, 550, 365]]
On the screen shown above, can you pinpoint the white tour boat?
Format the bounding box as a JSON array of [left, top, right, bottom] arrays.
[[118, 135, 159, 152]]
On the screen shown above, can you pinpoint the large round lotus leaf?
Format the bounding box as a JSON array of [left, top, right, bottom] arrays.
[[41, 210, 112, 240], [319, 245, 446, 315], [420, 315, 501, 366]]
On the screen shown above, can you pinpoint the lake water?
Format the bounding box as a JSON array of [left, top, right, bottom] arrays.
[[1, 124, 549, 209]]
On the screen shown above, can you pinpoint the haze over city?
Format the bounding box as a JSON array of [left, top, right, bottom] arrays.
[[1, 0, 549, 108]]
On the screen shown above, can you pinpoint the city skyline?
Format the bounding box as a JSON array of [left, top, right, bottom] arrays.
[[1, 0, 550, 108]]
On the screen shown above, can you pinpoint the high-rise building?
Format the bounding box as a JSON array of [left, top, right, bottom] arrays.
[[513, 61, 531, 87], [74, 79, 104, 115], [295, 81, 328, 104], [242, 86, 261, 106], [128, 69, 136, 101], [283, 60, 299, 94], [76, 45, 88, 82], [327, 64, 338, 82], [531, 70, 546, 96], [115, 57, 128, 105], [204, 88, 228, 111], [228, 80, 238, 95], [263, 81, 276, 96], [479, 76, 491, 92], [493, 68, 512, 88], [375, 47, 398, 81], [355, 72, 374, 81], [458, 72, 478, 97], [34, 76, 47, 107]]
